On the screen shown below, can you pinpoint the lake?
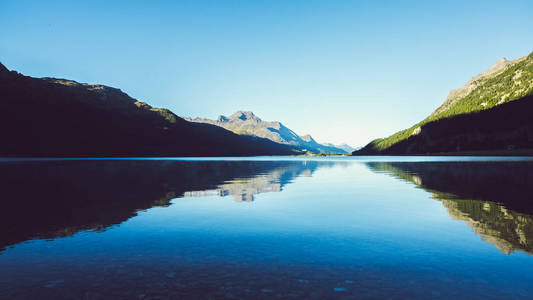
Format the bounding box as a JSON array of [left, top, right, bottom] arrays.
[[1, 156, 533, 299]]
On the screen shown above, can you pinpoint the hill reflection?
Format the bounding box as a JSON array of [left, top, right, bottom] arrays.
[[367, 161, 533, 255], [0, 159, 338, 252]]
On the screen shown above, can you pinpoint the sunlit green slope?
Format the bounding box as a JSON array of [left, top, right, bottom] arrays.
[[355, 52, 533, 154]]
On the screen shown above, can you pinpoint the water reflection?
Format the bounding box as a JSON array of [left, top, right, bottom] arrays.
[[4, 158, 533, 257], [183, 162, 320, 202], [4, 158, 533, 299], [367, 161, 533, 255], [0, 159, 339, 251]]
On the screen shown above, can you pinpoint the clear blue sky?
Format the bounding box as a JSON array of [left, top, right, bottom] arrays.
[[1, 0, 532, 147]]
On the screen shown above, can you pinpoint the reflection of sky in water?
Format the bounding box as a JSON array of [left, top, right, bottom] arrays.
[[2, 157, 533, 299]]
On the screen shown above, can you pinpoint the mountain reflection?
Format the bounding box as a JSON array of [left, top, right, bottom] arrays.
[[184, 163, 317, 202], [0, 159, 338, 252], [367, 161, 533, 255]]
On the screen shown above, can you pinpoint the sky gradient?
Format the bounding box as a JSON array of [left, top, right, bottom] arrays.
[[1, 0, 532, 147]]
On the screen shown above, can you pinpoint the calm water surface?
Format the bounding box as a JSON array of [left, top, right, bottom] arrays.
[[1, 156, 533, 299]]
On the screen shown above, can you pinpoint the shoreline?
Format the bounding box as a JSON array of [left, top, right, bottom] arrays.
[[352, 149, 533, 157]]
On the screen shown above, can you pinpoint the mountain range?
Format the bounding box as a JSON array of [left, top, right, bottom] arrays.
[[0, 63, 300, 157], [355, 51, 533, 155], [3, 49, 532, 157], [185, 111, 350, 154]]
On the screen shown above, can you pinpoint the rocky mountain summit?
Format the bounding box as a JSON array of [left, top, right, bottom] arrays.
[[186, 111, 349, 154]]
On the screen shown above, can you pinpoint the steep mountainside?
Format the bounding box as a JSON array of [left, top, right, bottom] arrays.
[[186, 111, 348, 154], [0, 63, 299, 157], [355, 51, 533, 155]]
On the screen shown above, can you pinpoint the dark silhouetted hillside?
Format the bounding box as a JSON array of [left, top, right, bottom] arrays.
[[0, 63, 299, 157]]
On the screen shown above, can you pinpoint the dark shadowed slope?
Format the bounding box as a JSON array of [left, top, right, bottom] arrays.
[[357, 94, 533, 154], [355, 52, 533, 155], [0, 64, 299, 157]]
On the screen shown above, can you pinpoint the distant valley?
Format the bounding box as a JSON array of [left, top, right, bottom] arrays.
[[185, 111, 352, 154]]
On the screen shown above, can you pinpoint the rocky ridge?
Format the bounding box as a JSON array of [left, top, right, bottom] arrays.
[[186, 111, 349, 154]]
